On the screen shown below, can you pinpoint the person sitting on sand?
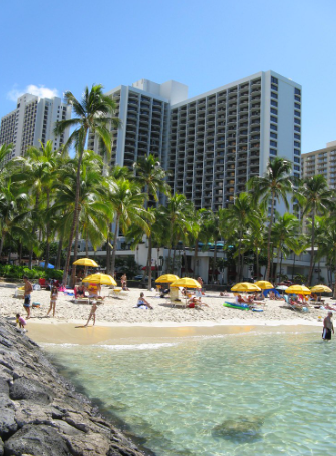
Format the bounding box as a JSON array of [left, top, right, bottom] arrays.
[[220, 291, 229, 297], [136, 292, 153, 310], [236, 294, 249, 304], [88, 284, 104, 300], [76, 284, 85, 297], [84, 300, 99, 327]]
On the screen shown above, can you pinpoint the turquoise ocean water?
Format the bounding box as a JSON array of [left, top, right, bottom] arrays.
[[44, 330, 336, 456]]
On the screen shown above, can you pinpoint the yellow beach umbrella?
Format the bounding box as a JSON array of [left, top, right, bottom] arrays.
[[255, 281, 274, 290], [231, 282, 261, 292], [285, 285, 311, 295], [310, 285, 332, 293], [170, 277, 202, 288], [82, 273, 117, 286], [73, 258, 99, 267], [155, 274, 180, 284]]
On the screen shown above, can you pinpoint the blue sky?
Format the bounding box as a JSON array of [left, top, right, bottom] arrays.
[[1, 0, 335, 153]]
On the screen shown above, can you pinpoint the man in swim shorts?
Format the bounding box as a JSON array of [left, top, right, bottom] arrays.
[[23, 276, 33, 319], [322, 311, 334, 340]]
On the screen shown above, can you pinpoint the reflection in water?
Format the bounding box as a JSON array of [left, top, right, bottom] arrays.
[[44, 332, 336, 456]]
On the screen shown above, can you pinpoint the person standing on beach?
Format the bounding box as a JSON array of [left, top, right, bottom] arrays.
[[322, 312, 334, 341], [46, 285, 58, 317], [84, 300, 98, 326], [22, 276, 33, 319]]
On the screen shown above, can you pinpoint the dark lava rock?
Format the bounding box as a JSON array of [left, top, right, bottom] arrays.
[[0, 406, 17, 439], [0, 436, 3, 456], [4, 424, 71, 456], [9, 377, 54, 404]]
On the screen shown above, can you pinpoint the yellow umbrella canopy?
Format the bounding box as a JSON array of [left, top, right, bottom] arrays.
[[170, 277, 202, 288], [255, 281, 274, 290], [73, 258, 99, 267], [310, 285, 332, 293], [231, 282, 261, 292], [155, 274, 180, 284], [285, 285, 311, 295], [82, 273, 117, 286]]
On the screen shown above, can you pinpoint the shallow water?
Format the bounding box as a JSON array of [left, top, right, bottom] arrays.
[[44, 330, 336, 456]]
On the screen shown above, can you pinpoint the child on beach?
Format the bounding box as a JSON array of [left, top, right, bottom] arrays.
[[16, 314, 27, 332], [46, 285, 58, 317], [84, 300, 99, 326]]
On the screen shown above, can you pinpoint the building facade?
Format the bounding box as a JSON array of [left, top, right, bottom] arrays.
[[168, 70, 302, 210], [302, 140, 336, 187], [0, 93, 72, 160]]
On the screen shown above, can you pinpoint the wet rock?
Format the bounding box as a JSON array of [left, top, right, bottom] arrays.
[[0, 436, 3, 456], [212, 415, 264, 442], [9, 377, 54, 404], [0, 406, 17, 439], [4, 424, 71, 456]]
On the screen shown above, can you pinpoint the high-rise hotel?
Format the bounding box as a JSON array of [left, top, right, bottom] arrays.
[[0, 93, 71, 161], [92, 71, 302, 210]]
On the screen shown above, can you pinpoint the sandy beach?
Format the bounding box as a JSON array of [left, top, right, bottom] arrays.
[[0, 282, 330, 338]]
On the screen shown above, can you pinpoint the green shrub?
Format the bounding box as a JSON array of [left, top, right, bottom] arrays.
[[0, 265, 63, 280]]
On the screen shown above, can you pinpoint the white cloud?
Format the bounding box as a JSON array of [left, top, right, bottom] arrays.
[[7, 84, 59, 102]]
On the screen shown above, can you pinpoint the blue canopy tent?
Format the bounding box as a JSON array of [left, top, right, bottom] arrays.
[[39, 262, 54, 269], [263, 288, 281, 298]]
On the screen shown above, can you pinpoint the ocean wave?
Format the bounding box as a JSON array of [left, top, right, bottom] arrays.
[[99, 342, 178, 351]]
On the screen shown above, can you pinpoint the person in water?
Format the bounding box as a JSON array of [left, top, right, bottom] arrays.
[[322, 312, 334, 340]]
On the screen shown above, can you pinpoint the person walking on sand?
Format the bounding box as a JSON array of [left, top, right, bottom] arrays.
[[322, 312, 334, 341], [46, 285, 58, 317], [22, 276, 33, 319], [84, 300, 99, 326]]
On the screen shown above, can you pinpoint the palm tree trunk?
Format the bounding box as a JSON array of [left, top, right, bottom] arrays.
[[265, 192, 275, 281], [279, 247, 284, 280], [62, 128, 88, 283], [71, 215, 80, 288], [333, 251, 336, 297], [193, 237, 199, 278], [85, 232, 89, 257], [308, 213, 315, 286], [274, 247, 281, 282], [0, 232, 5, 258], [238, 230, 243, 281], [106, 232, 111, 274], [18, 242, 22, 264], [172, 245, 177, 273], [146, 234, 152, 291], [183, 246, 188, 278], [292, 252, 296, 281], [110, 215, 120, 277], [256, 249, 260, 280], [45, 191, 50, 269], [213, 242, 218, 283]]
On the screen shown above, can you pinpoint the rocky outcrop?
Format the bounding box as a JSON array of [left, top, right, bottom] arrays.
[[0, 319, 147, 456]]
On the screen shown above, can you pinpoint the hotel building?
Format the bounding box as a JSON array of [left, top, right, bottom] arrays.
[[302, 140, 336, 187], [92, 71, 302, 212], [0, 93, 71, 161]]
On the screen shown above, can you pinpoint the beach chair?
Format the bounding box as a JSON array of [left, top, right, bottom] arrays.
[[170, 287, 187, 307], [14, 287, 25, 299]]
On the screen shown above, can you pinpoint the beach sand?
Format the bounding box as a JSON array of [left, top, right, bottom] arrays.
[[0, 282, 329, 344]]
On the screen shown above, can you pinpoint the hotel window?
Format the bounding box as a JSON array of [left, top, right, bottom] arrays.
[[295, 95, 301, 102], [270, 124, 277, 131], [271, 92, 278, 99], [295, 88, 301, 95], [271, 108, 278, 115], [271, 100, 278, 107], [294, 172, 300, 178], [270, 148, 277, 156], [270, 132, 277, 139], [294, 157, 300, 163], [294, 141, 300, 147], [294, 103, 300, 109], [294, 118, 301, 125], [294, 110, 301, 117], [294, 126, 301, 132], [294, 165, 300, 171], [294, 133, 300, 140], [271, 116, 277, 123], [270, 140, 277, 147], [271, 84, 278, 91], [271, 76, 278, 84]]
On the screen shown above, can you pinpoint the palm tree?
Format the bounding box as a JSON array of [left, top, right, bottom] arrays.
[[316, 218, 336, 296], [271, 213, 299, 282], [248, 157, 293, 281], [132, 154, 170, 282], [0, 143, 13, 172], [54, 84, 120, 282], [226, 192, 258, 281], [107, 177, 149, 277], [296, 174, 332, 285]]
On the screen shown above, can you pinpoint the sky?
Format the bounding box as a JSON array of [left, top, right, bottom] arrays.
[[1, 0, 336, 153]]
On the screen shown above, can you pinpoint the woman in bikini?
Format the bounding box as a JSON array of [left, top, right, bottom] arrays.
[[46, 285, 58, 317]]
